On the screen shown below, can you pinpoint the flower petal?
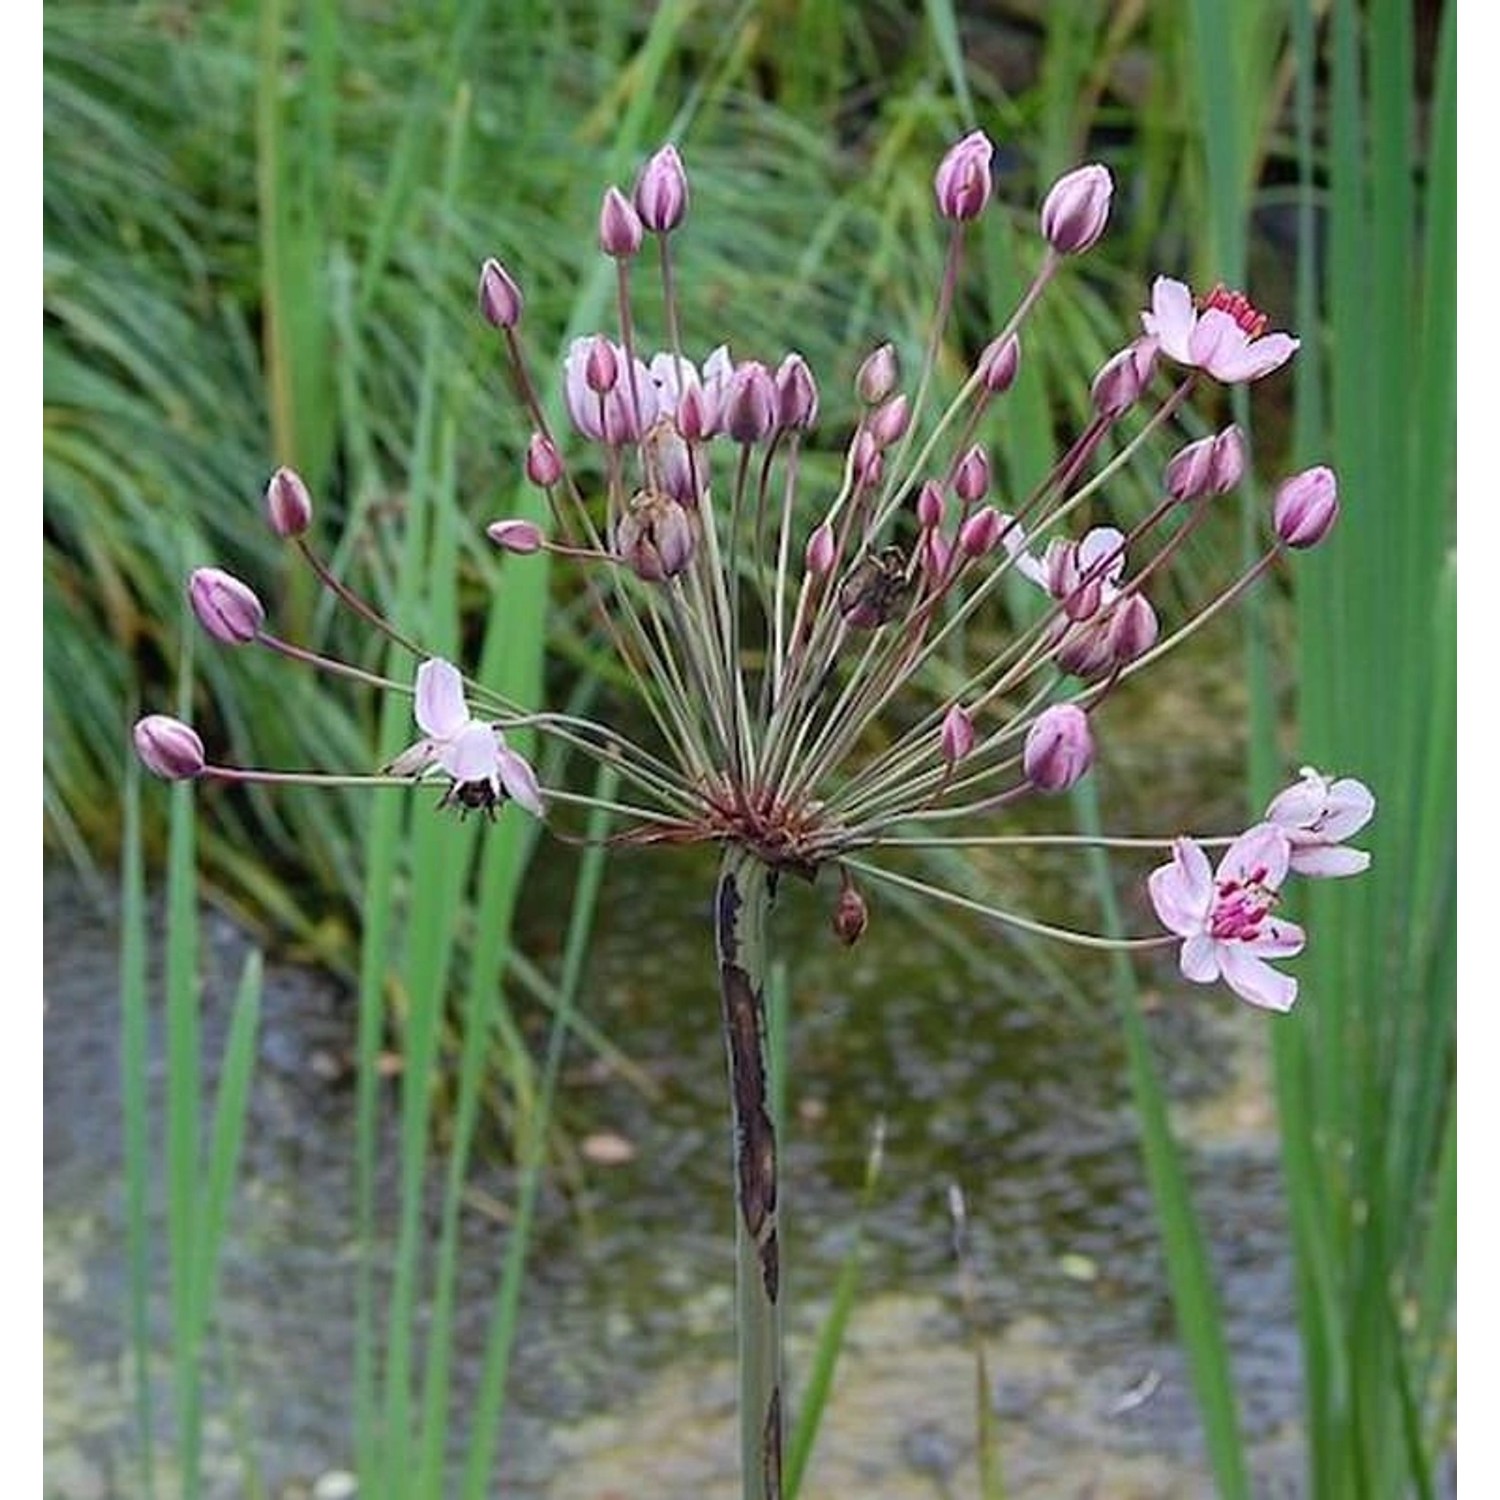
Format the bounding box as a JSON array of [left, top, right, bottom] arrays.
[[1179, 932, 1222, 983], [1187, 308, 1247, 374], [1244, 916, 1306, 960], [1219, 823, 1291, 890], [1213, 332, 1299, 383], [386, 738, 437, 777], [1142, 277, 1196, 363], [415, 659, 470, 739], [1290, 845, 1371, 878], [496, 746, 545, 817], [1148, 837, 1214, 935], [1219, 947, 1298, 1012], [440, 721, 500, 782], [1319, 777, 1376, 841]]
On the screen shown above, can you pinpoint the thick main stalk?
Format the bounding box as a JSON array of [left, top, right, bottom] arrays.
[[714, 844, 783, 1500]]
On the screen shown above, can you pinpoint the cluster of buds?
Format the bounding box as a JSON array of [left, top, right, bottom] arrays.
[[136, 130, 1367, 1010]]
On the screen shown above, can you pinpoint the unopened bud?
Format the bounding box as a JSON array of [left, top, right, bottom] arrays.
[[615, 491, 695, 581], [676, 382, 711, 442], [921, 529, 952, 581], [953, 445, 990, 504], [1208, 424, 1247, 493], [1091, 337, 1157, 418], [133, 714, 205, 780], [189, 567, 264, 644], [1274, 465, 1340, 549], [584, 335, 620, 394], [1105, 593, 1159, 666], [977, 332, 1020, 394], [958, 505, 1003, 557], [1039, 163, 1113, 255], [1163, 433, 1219, 502], [525, 432, 563, 488], [832, 879, 869, 946], [940, 704, 975, 763], [598, 185, 643, 259], [478, 257, 523, 329], [775, 353, 819, 431], [487, 518, 545, 554], [805, 522, 836, 578], [634, 144, 688, 234], [850, 429, 883, 489], [868, 393, 910, 449], [1023, 704, 1093, 791], [934, 129, 994, 222], [855, 343, 899, 405], [916, 480, 946, 530], [265, 466, 312, 538], [723, 361, 777, 444]]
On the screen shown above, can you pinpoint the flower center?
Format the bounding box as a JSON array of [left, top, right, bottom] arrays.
[[1201, 283, 1268, 339], [1209, 865, 1277, 942]]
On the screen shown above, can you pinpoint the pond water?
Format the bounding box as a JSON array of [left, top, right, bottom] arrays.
[[45, 788, 1308, 1500]]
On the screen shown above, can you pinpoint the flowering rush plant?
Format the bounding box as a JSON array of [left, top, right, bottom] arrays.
[[135, 128, 1372, 1495]]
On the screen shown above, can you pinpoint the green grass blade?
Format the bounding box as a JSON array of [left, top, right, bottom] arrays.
[[119, 750, 158, 1500]]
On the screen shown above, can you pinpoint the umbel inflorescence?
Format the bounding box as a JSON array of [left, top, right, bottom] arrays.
[[135, 129, 1371, 1013]]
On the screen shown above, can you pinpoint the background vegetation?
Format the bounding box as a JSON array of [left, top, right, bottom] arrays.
[[45, 1, 1454, 1495]]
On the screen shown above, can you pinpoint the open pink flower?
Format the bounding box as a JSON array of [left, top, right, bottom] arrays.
[[1141, 277, 1299, 383], [1148, 824, 1305, 1012], [1264, 766, 1375, 877], [388, 659, 543, 818]]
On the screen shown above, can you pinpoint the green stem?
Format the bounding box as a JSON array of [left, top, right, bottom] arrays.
[[714, 844, 784, 1500]]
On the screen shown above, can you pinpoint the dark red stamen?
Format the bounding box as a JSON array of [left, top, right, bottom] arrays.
[[1200, 283, 1268, 339]]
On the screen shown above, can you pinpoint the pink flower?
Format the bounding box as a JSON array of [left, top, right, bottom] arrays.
[[1141, 277, 1299, 383], [933, 129, 994, 222], [1264, 766, 1375, 877], [388, 659, 543, 818], [1148, 825, 1305, 1012]]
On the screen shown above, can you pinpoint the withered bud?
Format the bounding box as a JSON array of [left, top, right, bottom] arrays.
[[832, 878, 869, 946], [615, 489, 695, 581]]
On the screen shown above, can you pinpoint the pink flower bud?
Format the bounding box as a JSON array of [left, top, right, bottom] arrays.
[[1039, 163, 1113, 255], [977, 332, 1020, 394], [478, 257, 523, 329], [1105, 593, 1159, 666], [850, 429, 884, 490], [615, 492, 695, 581], [855, 342, 899, 405], [1274, 465, 1340, 549], [940, 704, 975, 763], [525, 433, 563, 488], [189, 567, 264, 644], [584, 335, 620, 394], [634, 144, 689, 233], [934, 129, 994, 223], [133, 714, 205, 780], [775, 353, 819, 430], [805, 522, 836, 578], [1209, 424, 1247, 493], [953, 445, 990, 504], [676, 382, 711, 442], [1023, 704, 1093, 791], [868, 393, 910, 449], [921, 529, 952, 581], [1092, 337, 1158, 417], [598, 185, 643, 259], [916, 480, 946, 529], [832, 880, 869, 946], [1163, 433, 1219, 502], [723, 361, 777, 444], [487, 518, 545, 554], [265, 465, 312, 538], [958, 505, 1003, 557]]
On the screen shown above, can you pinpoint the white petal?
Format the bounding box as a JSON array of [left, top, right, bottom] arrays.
[[1179, 933, 1222, 983], [1220, 948, 1298, 1012], [1219, 824, 1291, 890], [386, 738, 437, 777], [415, 659, 470, 739], [496, 747, 545, 817], [1290, 845, 1371, 878], [1142, 277, 1195, 362], [1148, 837, 1214, 935], [440, 721, 500, 782]]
